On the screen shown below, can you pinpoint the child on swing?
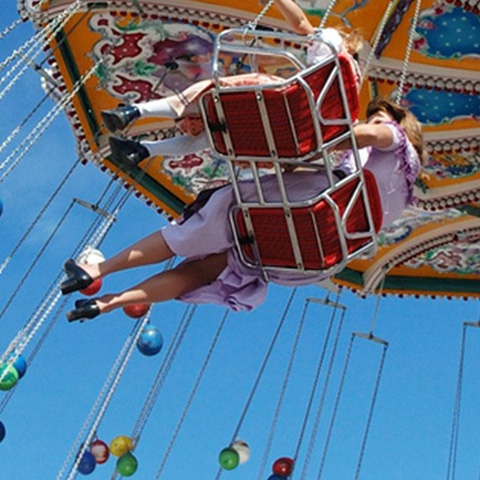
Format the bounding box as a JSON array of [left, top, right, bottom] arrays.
[[103, 0, 363, 169], [62, 1, 426, 321]]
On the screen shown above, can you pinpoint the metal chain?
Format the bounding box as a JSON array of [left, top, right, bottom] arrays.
[[256, 299, 311, 480], [249, 0, 275, 30], [129, 304, 195, 443], [298, 292, 342, 479], [0, 161, 80, 275], [214, 288, 297, 480], [446, 324, 467, 480], [155, 310, 230, 479], [59, 316, 149, 480], [360, 0, 397, 88], [299, 301, 346, 479], [0, 201, 75, 324], [395, 0, 422, 105], [0, 87, 53, 157], [0, 57, 101, 183], [0, 18, 24, 43], [316, 333, 355, 479], [0, 0, 83, 96], [0, 296, 69, 415], [354, 343, 389, 479], [320, 0, 340, 28]]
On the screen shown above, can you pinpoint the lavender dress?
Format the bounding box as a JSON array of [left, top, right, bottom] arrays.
[[162, 121, 420, 312]]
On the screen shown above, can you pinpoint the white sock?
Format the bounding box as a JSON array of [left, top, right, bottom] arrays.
[[136, 98, 178, 118], [142, 132, 210, 157]]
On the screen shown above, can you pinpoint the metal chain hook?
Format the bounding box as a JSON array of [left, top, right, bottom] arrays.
[[249, 0, 276, 30]]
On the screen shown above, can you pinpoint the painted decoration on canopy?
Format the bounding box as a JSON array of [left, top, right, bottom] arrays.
[[404, 239, 480, 275], [403, 87, 480, 125], [414, 3, 480, 60], [27, 0, 480, 299], [90, 15, 215, 102]]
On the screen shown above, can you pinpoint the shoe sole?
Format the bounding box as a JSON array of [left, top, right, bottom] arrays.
[[101, 111, 125, 133]]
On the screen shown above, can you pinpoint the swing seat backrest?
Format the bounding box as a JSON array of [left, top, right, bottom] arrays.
[[202, 53, 359, 159], [234, 170, 382, 271]]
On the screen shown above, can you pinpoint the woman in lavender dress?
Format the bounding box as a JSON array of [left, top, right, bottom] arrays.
[[62, 98, 426, 321]]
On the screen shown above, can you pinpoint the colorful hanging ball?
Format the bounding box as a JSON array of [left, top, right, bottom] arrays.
[[123, 304, 150, 319], [80, 278, 102, 296], [0, 364, 19, 391], [231, 439, 250, 465], [0, 421, 6, 443], [109, 435, 133, 457], [77, 247, 105, 265], [267, 476, 286, 480], [136, 325, 163, 356], [272, 457, 294, 476], [77, 451, 96, 475], [219, 447, 240, 470], [116, 452, 138, 477], [8, 354, 27, 379], [90, 439, 110, 464]]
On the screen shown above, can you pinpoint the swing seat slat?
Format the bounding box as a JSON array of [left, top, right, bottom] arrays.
[[201, 53, 359, 160], [234, 170, 382, 271]]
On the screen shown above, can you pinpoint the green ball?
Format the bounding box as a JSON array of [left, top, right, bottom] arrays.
[[219, 448, 240, 470], [116, 452, 138, 477], [0, 364, 19, 391]]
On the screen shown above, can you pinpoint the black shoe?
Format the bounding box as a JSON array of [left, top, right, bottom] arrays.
[[109, 136, 150, 170], [101, 105, 140, 133], [66, 299, 101, 323], [61, 259, 94, 295]]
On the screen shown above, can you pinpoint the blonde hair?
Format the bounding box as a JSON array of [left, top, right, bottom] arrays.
[[366, 97, 427, 164], [337, 28, 363, 58]]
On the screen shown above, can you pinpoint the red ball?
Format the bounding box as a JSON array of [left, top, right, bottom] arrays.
[[80, 278, 102, 296], [272, 457, 294, 476], [123, 304, 150, 318], [90, 439, 110, 464]]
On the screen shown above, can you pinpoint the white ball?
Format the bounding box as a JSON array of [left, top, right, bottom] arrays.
[[77, 247, 105, 265], [231, 440, 250, 465]]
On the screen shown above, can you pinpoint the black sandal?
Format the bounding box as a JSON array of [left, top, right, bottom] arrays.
[[60, 259, 94, 295], [66, 299, 101, 323]]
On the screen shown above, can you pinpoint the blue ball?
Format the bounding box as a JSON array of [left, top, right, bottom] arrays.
[[78, 451, 96, 475], [0, 421, 5, 443], [9, 354, 27, 379], [137, 325, 163, 356], [0, 198, 3, 218]]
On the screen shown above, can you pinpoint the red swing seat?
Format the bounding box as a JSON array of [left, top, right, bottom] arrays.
[[201, 52, 360, 161], [233, 170, 382, 273], [197, 27, 380, 277]]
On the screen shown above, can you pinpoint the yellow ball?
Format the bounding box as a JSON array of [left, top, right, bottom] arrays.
[[109, 435, 133, 457]]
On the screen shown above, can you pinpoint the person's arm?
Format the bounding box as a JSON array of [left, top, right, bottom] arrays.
[[334, 123, 394, 151], [274, 0, 315, 35]]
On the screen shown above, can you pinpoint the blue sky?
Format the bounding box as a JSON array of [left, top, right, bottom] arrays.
[[1, 3, 480, 480]]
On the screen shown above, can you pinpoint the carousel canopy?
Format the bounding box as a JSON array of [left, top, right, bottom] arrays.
[[19, 0, 480, 299]]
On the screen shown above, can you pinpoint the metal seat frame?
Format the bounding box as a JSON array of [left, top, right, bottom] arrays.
[[199, 27, 379, 281]]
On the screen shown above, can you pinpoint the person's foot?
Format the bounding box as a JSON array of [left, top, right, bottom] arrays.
[[109, 136, 150, 171], [66, 299, 101, 322], [101, 105, 140, 133], [61, 259, 95, 295]]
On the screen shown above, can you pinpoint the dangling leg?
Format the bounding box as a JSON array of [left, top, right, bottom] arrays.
[[109, 132, 210, 170], [61, 231, 175, 294], [66, 252, 228, 321], [101, 97, 179, 133], [101, 79, 209, 133]]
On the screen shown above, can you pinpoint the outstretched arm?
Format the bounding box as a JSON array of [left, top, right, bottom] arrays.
[[274, 0, 315, 35], [335, 123, 394, 151]]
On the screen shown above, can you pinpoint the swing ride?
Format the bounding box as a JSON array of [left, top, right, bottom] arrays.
[[0, 0, 479, 478]]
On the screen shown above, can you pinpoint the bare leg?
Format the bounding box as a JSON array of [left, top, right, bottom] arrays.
[[95, 252, 228, 313], [81, 231, 175, 280]]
